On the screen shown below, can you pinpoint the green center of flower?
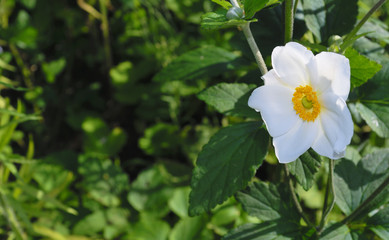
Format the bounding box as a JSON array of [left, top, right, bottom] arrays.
[[301, 96, 313, 109]]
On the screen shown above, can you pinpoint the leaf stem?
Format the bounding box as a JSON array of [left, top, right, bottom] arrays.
[[317, 159, 335, 234], [341, 173, 389, 225], [241, 23, 268, 76], [284, 165, 315, 229], [340, 0, 387, 51], [284, 0, 294, 43]]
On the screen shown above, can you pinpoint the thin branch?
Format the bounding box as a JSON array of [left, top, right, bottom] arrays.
[[284, 0, 294, 43], [241, 23, 268, 76], [284, 165, 316, 229], [318, 159, 335, 234]]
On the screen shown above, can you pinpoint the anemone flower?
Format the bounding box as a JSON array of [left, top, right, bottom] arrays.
[[248, 42, 353, 163]]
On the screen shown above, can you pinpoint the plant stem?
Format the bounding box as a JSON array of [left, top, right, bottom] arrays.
[[317, 159, 335, 234], [241, 23, 268, 76], [284, 165, 315, 229], [99, 0, 112, 70], [340, 0, 387, 51], [230, 0, 240, 8], [284, 0, 294, 43], [341, 173, 389, 225]]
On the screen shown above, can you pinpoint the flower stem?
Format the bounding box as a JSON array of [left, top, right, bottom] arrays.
[[317, 159, 335, 234], [284, 0, 294, 43], [230, 0, 240, 8], [99, 0, 112, 70], [284, 165, 315, 229], [241, 23, 268, 76], [340, 0, 387, 51], [341, 173, 389, 225]]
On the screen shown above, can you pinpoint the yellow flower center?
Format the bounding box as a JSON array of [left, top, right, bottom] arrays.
[[292, 85, 320, 122]]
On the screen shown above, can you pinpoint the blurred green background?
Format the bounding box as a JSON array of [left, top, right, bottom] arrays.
[[1, 0, 389, 239]]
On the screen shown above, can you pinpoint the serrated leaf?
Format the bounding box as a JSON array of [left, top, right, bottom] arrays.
[[287, 149, 321, 191], [356, 103, 389, 138], [153, 46, 245, 82], [197, 83, 259, 118], [302, 0, 358, 43], [211, 0, 232, 9], [334, 149, 389, 218], [223, 221, 303, 240], [201, 10, 257, 30], [344, 48, 382, 89], [236, 182, 300, 221], [189, 122, 269, 216]]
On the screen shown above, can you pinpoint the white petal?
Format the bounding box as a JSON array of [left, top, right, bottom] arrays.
[[273, 119, 319, 163], [312, 93, 353, 158], [262, 69, 291, 89], [248, 85, 299, 137], [314, 52, 350, 100], [271, 42, 314, 88]]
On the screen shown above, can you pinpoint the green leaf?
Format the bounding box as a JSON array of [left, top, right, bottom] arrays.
[[302, 0, 358, 42], [356, 63, 389, 103], [169, 216, 212, 240], [356, 103, 389, 138], [319, 223, 354, 240], [201, 10, 256, 30], [130, 216, 171, 240], [78, 155, 129, 207], [244, 0, 270, 19], [153, 46, 246, 82], [223, 221, 303, 240], [189, 122, 269, 216], [287, 149, 321, 191], [168, 187, 191, 218], [197, 83, 259, 118], [236, 182, 300, 221], [344, 48, 382, 89], [334, 149, 389, 218], [128, 165, 173, 217], [73, 210, 106, 235], [42, 58, 66, 84], [211, 0, 232, 9], [368, 206, 389, 239]]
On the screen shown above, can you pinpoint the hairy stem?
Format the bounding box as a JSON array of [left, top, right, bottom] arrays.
[[284, 0, 294, 43], [342, 173, 389, 225], [317, 159, 335, 234], [284, 165, 315, 229], [340, 0, 387, 51], [241, 23, 268, 76]]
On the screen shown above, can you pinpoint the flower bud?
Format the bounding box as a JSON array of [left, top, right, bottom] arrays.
[[226, 6, 244, 20]]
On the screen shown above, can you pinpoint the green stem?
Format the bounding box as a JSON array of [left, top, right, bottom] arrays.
[[318, 159, 335, 234], [99, 0, 112, 70], [241, 23, 268, 76], [340, 0, 387, 51], [284, 165, 315, 229], [341, 173, 389, 225], [284, 0, 294, 43], [9, 44, 32, 89]]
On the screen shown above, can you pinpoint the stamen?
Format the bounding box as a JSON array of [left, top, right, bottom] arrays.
[[292, 85, 320, 122]]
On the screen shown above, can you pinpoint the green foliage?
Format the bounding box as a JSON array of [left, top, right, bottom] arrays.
[[42, 58, 66, 84], [345, 47, 382, 89], [287, 149, 322, 191], [302, 0, 358, 43], [197, 83, 259, 118], [201, 10, 257, 30], [243, 0, 283, 19], [189, 122, 269, 216]]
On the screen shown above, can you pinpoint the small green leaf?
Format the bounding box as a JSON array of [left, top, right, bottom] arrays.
[[236, 182, 300, 221], [334, 149, 389, 218], [153, 46, 245, 82], [356, 103, 389, 138], [189, 122, 269, 216], [319, 223, 353, 240], [130, 216, 170, 240], [197, 83, 259, 118], [73, 210, 106, 235], [223, 221, 303, 240], [168, 187, 191, 218], [244, 0, 270, 19], [201, 10, 256, 30], [344, 48, 382, 89], [211, 0, 232, 9], [287, 149, 321, 191], [42, 58, 66, 84], [169, 216, 212, 240], [128, 165, 173, 217]]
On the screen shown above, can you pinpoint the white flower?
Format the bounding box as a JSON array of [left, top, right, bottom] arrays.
[[248, 42, 353, 163]]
